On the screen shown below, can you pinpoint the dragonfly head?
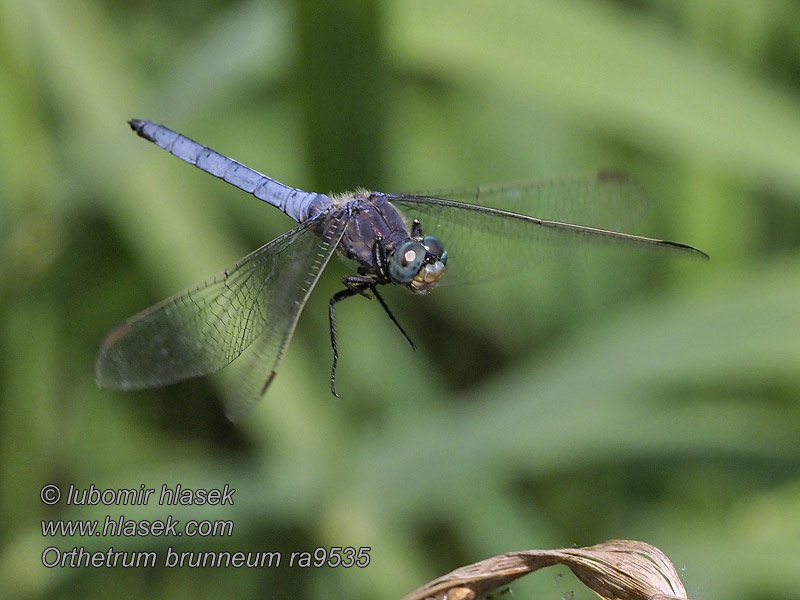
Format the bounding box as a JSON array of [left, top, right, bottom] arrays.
[[388, 235, 447, 295]]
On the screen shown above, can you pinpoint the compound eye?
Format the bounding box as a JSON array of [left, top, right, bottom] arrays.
[[423, 235, 447, 265], [388, 240, 426, 285]]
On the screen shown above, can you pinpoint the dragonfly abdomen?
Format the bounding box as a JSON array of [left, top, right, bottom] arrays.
[[129, 119, 329, 222]]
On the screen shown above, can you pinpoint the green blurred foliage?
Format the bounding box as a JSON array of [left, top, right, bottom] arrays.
[[1, 0, 799, 598]]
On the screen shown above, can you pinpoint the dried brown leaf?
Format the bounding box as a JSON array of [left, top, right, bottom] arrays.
[[401, 540, 688, 600]]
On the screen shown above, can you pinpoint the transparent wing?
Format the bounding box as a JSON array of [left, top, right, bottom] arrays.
[[410, 171, 649, 231], [389, 182, 707, 286], [95, 208, 348, 396]]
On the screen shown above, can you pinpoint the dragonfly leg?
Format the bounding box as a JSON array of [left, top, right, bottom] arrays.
[[341, 275, 416, 350], [328, 274, 416, 397], [329, 287, 360, 397], [342, 274, 376, 299], [372, 287, 416, 351], [410, 218, 423, 240], [329, 278, 376, 398], [372, 233, 388, 275]]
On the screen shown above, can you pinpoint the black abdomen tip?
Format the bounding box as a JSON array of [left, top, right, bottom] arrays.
[[128, 119, 145, 135]]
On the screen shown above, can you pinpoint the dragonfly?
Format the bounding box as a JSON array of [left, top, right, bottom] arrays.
[[96, 119, 708, 419]]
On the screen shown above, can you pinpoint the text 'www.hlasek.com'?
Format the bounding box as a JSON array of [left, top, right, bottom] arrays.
[[39, 484, 371, 569]]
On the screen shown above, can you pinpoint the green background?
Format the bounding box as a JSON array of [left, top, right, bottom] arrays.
[[2, 0, 799, 598]]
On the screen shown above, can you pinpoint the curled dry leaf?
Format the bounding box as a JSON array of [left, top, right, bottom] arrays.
[[401, 539, 688, 600]]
